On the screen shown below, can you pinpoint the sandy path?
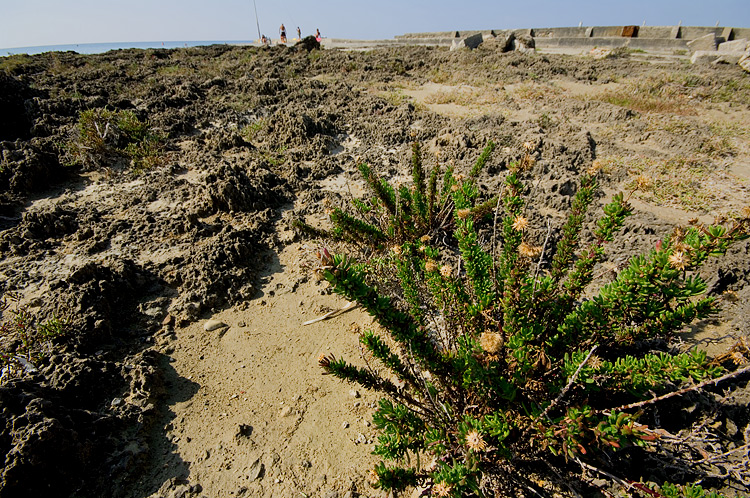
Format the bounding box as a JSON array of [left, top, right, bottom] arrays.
[[143, 242, 385, 498]]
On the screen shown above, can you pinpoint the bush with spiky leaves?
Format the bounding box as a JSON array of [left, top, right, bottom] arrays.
[[313, 148, 750, 497], [294, 141, 497, 251]]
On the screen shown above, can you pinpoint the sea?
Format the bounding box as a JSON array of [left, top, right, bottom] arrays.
[[0, 40, 260, 57]]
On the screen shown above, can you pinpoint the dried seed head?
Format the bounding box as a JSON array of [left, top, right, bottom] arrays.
[[453, 173, 465, 182], [368, 468, 380, 486], [440, 265, 452, 278], [587, 354, 603, 370], [457, 208, 471, 220], [450, 184, 460, 192], [668, 250, 689, 271], [742, 206, 750, 219], [391, 245, 402, 255], [512, 215, 529, 232], [420, 234, 431, 243], [432, 482, 453, 498], [465, 430, 488, 452], [425, 260, 438, 273], [587, 159, 602, 175], [523, 141, 534, 151], [518, 241, 542, 258], [635, 175, 652, 191], [480, 332, 503, 354]]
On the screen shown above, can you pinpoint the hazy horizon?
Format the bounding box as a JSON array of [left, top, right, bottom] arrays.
[[2, 0, 749, 50]]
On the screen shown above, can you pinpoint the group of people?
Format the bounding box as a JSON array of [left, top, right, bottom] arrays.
[[261, 25, 321, 46]]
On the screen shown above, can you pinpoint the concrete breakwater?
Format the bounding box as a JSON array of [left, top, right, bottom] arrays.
[[323, 25, 750, 59]]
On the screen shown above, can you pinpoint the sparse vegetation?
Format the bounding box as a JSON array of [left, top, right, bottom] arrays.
[[310, 145, 750, 497], [1, 294, 69, 383], [66, 108, 166, 173]]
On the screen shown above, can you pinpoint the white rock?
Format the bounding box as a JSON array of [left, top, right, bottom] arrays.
[[203, 319, 228, 331]]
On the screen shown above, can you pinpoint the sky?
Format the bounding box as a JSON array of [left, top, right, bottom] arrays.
[[1, 0, 749, 49]]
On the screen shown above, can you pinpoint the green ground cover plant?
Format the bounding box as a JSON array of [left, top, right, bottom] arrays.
[[0, 294, 69, 383], [67, 107, 166, 173], [301, 144, 750, 497]]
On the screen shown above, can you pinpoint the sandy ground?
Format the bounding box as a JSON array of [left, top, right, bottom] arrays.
[[143, 240, 386, 498]]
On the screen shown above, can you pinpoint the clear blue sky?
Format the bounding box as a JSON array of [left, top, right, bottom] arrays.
[[1, 0, 749, 49]]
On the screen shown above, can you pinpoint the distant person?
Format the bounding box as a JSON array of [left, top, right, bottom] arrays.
[[261, 34, 268, 46], [297, 26, 301, 40], [315, 28, 321, 42], [279, 24, 287, 43]]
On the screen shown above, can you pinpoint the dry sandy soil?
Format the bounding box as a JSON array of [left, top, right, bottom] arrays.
[[1, 42, 749, 497]]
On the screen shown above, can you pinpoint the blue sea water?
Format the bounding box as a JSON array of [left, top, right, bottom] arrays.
[[1, 40, 259, 57]]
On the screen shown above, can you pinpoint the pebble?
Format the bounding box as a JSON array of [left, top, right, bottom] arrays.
[[279, 406, 293, 417], [111, 397, 124, 407], [248, 458, 263, 481], [342, 421, 349, 429], [349, 389, 360, 398], [204, 319, 228, 331]]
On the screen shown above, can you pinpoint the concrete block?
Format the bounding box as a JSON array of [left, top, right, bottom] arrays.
[[687, 33, 717, 53], [691, 50, 719, 64], [712, 53, 744, 64], [740, 53, 750, 73], [718, 38, 748, 52], [450, 32, 484, 51], [585, 27, 593, 37], [671, 26, 682, 39], [721, 27, 734, 41]]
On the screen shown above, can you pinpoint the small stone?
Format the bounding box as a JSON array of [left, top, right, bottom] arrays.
[[342, 421, 349, 429], [238, 321, 247, 327], [279, 406, 293, 417], [204, 319, 228, 331], [248, 458, 263, 482], [111, 397, 124, 407], [162, 314, 175, 327], [349, 389, 360, 398]]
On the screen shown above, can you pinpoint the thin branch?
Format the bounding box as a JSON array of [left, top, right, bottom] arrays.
[[539, 345, 598, 421], [491, 195, 502, 287], [605, 363, 750, 413]]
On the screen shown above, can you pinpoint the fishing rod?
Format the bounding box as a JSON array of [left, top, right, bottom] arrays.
[[253, 0, 261, 40]]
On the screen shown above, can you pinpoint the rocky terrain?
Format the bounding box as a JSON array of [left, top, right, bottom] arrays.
[[1, 42, 749, 497]]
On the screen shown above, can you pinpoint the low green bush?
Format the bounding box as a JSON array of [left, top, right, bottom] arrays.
[[67, 108, 166, 173], [1, 294, 69, 382], [308, 146, 750, 497]]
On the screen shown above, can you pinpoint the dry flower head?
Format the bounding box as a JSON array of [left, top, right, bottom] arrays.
[[480, 332, 503, 354], [457, 208, 471, 220], [465, 430, 488, 452], [432, 482, 453, 497], [668, 250, 689, 271], [587, 159, 602, 175], [440, 265, 452, 278], [635, 175, 652, 191], [512, 215, 529, 232], [518, 241, 542, 258]]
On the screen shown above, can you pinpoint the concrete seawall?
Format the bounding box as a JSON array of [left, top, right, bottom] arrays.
[[382, 26, 750, 56]]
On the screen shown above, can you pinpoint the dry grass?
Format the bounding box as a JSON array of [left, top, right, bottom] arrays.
[[598, 155, 738, 212]]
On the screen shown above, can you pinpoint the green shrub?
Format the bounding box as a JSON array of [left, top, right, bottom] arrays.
[[294, 141, 497, 251], [67, 108, 166, 172], [312, 148, 750, 497], [1, 294, 70, 382]]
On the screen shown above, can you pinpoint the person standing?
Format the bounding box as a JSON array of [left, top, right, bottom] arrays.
[[279, 24, 287, 43], [296, 26, 301, 40], [315, 28, 321, 41]]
